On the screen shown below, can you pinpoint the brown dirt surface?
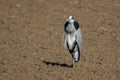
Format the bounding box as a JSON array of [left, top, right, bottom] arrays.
[[0, 0, 120, 80]]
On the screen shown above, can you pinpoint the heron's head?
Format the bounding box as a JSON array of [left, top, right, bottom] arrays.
[[65, 16, 76, 33], [68, 16, 74, 23], [69, 16, 74, 20]]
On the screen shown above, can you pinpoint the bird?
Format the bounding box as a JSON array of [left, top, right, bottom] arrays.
[[64, 16, 82, 67]]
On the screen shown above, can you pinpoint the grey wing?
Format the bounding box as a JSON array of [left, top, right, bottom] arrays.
[[76, 28, 82, 52]]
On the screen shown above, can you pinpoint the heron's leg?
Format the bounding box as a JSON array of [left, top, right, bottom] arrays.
[[72, 57, 75, 68], [71, 53, 75, 68]]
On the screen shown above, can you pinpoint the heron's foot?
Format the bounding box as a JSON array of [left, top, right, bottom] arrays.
[[72, 59, 75, 68], [71, 64, 74, 67]]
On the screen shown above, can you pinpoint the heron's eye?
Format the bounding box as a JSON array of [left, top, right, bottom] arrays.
[[70, 16, 74, 19]]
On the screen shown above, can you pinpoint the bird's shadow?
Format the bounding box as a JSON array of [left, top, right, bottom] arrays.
[[43, 60, 73, 68]]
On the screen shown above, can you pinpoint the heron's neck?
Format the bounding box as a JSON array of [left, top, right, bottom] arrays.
[[69, 19, 74, 23]]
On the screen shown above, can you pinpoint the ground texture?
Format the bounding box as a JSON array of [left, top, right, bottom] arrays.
[[0, 0, 120, 80]]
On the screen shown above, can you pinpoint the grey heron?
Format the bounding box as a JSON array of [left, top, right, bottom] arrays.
[[64, 16, 82, 67]]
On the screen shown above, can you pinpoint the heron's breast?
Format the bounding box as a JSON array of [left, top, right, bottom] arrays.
[[67, 34, 76, 49]]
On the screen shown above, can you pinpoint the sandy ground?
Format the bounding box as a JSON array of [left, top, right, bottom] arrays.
[[0, 0, 120, 80]]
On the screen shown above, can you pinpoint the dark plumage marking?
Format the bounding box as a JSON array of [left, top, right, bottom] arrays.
[[64, 21, 79, 32], [74, 21, 79, 30], [66, 41, 80, 62], [66, 41, 77, 53], [74, 43, 80, 62], [64, 21, 70, 33]]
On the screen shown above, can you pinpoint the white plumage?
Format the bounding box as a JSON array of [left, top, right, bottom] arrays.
[[64, 16, 82, 66]]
